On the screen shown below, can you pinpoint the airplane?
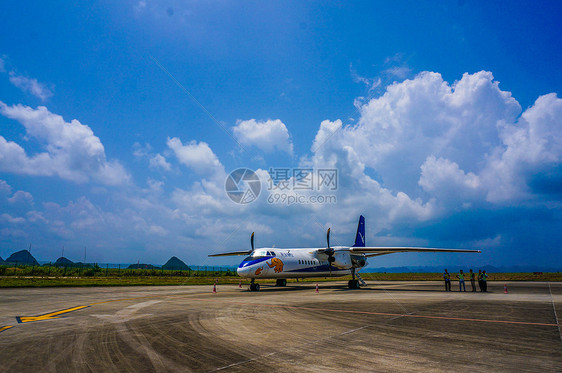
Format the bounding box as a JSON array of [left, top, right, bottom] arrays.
[[209, 215, 480, 291]]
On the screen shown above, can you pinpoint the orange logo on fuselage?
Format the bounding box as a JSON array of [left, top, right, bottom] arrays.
[[255, 267, 262, 275], [267, 258, 284, 273]]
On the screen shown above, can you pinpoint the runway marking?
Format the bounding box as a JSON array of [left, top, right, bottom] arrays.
[[0, 326, 14, 333], [16, 305, 90, 323], [548, 282, 561, 342]]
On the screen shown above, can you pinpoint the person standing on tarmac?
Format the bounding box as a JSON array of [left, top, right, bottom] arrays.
[[443, 269, 451, 291], [469, 269, 476, 292], [456, 269, 466, 292], [478, 269, 483, 292], [481, 270, 488, 292]]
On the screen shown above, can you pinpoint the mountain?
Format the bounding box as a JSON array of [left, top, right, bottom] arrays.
[[0, 256, 3, 264], [54, 257, 74, 266], [162, 256, 191, 270], [4, 250, 39, 266]]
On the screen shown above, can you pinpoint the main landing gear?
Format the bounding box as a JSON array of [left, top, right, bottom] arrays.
[[275, 279, 287, 287], [249, 279, 260, 292], [348, 269, 360, 289]]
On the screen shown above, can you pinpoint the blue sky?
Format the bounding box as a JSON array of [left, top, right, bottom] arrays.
[[0, 1, 561, 268]]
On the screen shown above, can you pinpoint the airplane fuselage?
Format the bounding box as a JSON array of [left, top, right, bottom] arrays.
[[236, 247, 367, 279]]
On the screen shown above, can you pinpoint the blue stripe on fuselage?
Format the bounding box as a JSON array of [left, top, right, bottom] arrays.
[[238, 256, 273, 268], [287, 264, 347, 273]]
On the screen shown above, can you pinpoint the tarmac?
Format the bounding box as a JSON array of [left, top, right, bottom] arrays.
[[0, 281, 561, 372]]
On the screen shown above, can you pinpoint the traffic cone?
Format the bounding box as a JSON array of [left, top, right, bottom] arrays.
[[213, 283, 217, 293], [315, 283, 319, 293], [504, 284, 508, 294], [239, 280, 242, 288]]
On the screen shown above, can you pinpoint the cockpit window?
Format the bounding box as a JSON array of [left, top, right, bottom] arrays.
[[243, 250, 274, 262]]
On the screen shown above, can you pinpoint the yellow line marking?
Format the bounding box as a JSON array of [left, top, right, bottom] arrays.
[[16, 305, 90, 323], [0, 326, 14, 333]]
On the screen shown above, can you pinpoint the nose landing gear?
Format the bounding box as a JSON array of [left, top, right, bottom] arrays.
[[249, 278, 260, 292]]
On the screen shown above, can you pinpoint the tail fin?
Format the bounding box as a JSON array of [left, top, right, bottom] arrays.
[[353, 215, 365, 247]]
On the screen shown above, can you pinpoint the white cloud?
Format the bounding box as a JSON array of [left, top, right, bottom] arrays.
[[350, 63, 381, 92], [0, 102, 130, 185], [318, 72, 520, 194], [8, 190, 34, 205], [133, 143, 171, 172], [352, 71, 520, 184], [0, 56, 53, 100], [482, 93, 562, 202], [8, 72, 53, 101], [0, 213, 25, 224], [146, 178, 164, 193], [149, 224, 168, 235], [233, 119, 293, 155], [0, 179, 12, 195], [132, 142, 151, 157], [383, 66, 411, 80], [419, 156, 480, 199], [308, 70, 562, 230], [311, 119, 343, 153], [167, 137, 224, 178], [26, 210, 48, 224], [308, 118, 435, 232], [149, 153, 171, 171]]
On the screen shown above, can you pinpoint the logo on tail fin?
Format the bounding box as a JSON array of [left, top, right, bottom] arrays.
[[353, 215, 365, 247]]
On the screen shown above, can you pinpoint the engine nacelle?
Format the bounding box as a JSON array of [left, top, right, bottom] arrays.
[[351, 254, 367, 268], [330, 251, 352, 269]]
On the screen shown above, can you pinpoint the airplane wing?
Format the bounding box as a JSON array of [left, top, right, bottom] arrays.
[[350, 247, 480, 257], [208, 250, 252, 257]]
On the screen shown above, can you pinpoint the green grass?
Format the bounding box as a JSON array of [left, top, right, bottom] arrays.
[[1, 272, 560, 287], [0, 276, 244, 287]]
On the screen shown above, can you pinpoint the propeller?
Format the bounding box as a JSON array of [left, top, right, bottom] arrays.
[[326, 228, 335, 274], [251, 232, 255, 252]]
